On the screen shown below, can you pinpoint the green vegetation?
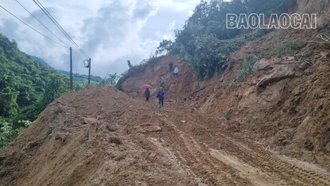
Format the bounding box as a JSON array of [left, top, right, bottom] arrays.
[[275, 40, 303, 55], [0, 33, 72, 150], [159, 0, 296, 80], [224, 108, 233, 120], [316, 0, 330, 12], [32, 59, 103, 89], [58, 70, 103, 89], [99, 73, 120, 86], [229, 59, 258, 89], [0, 119, 31, 150], [115, 71, 129, 91]]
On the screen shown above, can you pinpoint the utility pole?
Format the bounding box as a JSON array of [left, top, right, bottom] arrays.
[[70, 47, 73, 90], [88, 58, 91, 84]]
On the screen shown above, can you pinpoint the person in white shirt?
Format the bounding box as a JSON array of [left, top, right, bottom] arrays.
[[160, 75, 165, 88], [173, 66, 179, 76]]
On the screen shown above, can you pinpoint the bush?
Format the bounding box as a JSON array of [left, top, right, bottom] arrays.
[[183, 29, 271, 80], [99, 73, 120, 86], [229, 59, 258, 89], [316, 0, 330, 12], [115, 71, 129, 91], [164, 0, 292, 80], [0, 119, 30, 150], [275, 40, 303, 55]]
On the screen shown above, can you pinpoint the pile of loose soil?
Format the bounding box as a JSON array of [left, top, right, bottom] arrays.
[[0, 85, 197, 186]]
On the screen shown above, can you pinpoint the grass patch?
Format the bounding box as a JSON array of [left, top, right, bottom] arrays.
[[224, 108, 233, 120], [84, 127, 89, 140], [316, 0, 330, 12], [275, 40, 303, 55], [229, 59, 258, 89]]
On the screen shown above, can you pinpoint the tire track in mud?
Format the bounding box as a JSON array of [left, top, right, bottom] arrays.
[[156, 110, 330, 186], [159, 118, 252, 186], [214, 132, 330, 186], [184, 119, 289, 186], [185, 118, 330, 186]]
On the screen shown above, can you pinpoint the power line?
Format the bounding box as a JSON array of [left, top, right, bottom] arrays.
[[0, 5, 69, 48], [33, 0, 83, 53], [33, 0, 90, 58], [14, 0, 69, 48]]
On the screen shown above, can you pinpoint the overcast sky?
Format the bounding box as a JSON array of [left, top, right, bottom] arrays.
[[0, 0, 202, 77]]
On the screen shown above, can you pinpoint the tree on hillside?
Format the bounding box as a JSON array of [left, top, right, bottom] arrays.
[[0, 87, 19, 118], [100, 73, 120, 86], [156, 40, 173, 55], [0, 33, 77, 149], [42, 75, 70, 107], [164, 0, 295, 79]]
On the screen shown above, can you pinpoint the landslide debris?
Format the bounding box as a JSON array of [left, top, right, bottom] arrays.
[[0, 85, 196, 186]]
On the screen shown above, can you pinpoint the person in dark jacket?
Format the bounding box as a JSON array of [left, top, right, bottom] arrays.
[[145, 88, 150, 102], [169, 62, 174, 73], [156, 87, 166, 107]]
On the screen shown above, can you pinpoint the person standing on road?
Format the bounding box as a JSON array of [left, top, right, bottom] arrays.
[[145, 88, 150, 102], [169, 62, 174, 73], [173, 66, 179, 76], [156, 87, 166, 108]]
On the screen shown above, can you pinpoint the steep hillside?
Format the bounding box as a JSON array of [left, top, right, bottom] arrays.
[[189, 27, 330, 170], [119, 56, 200, 101], [182, 0, 330, 171], [0, 33, 69, 118], [0, 33, 75, 150], [31, 57, 103, 88]]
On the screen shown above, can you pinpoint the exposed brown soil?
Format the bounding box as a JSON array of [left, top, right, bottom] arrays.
[[1, 83, 330, 186], [190, 23, 330, 173]]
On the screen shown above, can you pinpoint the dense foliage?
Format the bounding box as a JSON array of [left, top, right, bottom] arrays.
[[58, 70, 103, 89], [0, 34, 72, 121], [0, 33, 89, 150], [160, 0, 296, 79], [99, 73, 120, 87]]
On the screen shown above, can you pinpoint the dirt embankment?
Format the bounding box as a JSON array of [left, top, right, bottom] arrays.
[[121, 56, 200, 102], [197, 33, 330, 170], [0, 85, 199, 186], [187, 1, 330, 172]]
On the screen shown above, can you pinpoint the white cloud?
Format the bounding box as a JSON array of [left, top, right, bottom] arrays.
[[0, 0, 201, 77], [154, 0, 200, 12]]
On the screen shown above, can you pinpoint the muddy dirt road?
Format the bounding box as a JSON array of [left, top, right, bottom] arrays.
[[1, 86, 330, 186], [146, 102, 330, 186]]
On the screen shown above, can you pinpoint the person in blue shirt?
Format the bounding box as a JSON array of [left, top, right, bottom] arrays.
[[156, 87, 166, 108]]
